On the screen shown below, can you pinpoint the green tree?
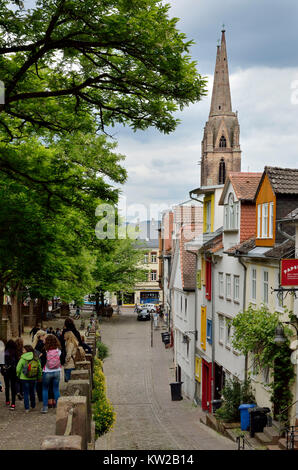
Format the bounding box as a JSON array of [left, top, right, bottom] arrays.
[[0, 0, 206, 141], [231, 305, 295, 419], [93, 237, 147, 308]]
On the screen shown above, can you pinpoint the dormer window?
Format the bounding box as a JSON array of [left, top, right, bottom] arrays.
[[224, 193, 239, 230], [219, 135, 227, 148], [218, 158, 226, 184], [257, 202, 274, 239]]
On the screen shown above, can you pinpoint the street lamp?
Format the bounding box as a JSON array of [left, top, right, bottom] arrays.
[[274, 322, 298, 346]]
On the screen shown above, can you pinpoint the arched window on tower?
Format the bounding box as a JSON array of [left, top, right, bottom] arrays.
[[218, 158, 226, 184], [219, 135, 227, 148]]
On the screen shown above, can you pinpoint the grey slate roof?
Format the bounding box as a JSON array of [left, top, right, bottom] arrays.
[[265, 166, 298, 195]]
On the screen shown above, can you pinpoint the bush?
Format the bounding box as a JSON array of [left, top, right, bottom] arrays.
[[96, 341, 109, 360], [92, 355, 115, 437], [215, 377, 255, 423]]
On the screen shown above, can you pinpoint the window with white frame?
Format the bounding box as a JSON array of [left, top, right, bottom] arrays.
[[219, 315, 225, 344], [269, 202, 274, 238], [225, 319, 231, 348], [226, 274, 231, 299], [233, 275, 240, 302], [151, 252, 157, 263], [251, 268, 257, 302], [257, 202, 274, 239], [224, 193, 239, 230], [263, 270, 269, 304], [263, 366, 270, 385], [219, 272, 224, 297], [150, 270, 157, 281], [262, 203, 268, 238], [144, 253, 149, 263]]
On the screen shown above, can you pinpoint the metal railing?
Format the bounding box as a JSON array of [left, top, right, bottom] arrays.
[[285, 425, 298, 450], [236, 433, 254, 450]]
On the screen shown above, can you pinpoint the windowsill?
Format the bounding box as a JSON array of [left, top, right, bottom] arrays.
[[232, 350, 239, 356], [219, 340, 224, 346], [250, 300, 257, 305], [276, 307, 284, 313], [233, 300, 240, 304], [225, 345, 231, 351], [219, 295, 224, 299], [224, 228, 239, 233], [256, 237, 273, 240], [226, 297, 231, 302]]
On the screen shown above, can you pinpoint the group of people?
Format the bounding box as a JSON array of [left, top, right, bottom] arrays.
[[0, 317, 90, 414]]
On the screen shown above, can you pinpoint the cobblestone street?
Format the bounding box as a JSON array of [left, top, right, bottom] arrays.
[[96, 308, 236, 450]]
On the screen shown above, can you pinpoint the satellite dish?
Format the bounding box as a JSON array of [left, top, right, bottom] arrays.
[[290, 339, 298, 351]]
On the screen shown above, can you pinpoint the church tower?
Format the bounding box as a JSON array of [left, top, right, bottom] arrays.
[[200, 29, 241, 187]]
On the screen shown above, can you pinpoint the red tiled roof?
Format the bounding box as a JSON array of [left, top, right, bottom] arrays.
[[219, 172, 262, 205]]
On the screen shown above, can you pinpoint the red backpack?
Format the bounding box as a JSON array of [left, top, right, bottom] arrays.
[[46, 349, 61, 369]]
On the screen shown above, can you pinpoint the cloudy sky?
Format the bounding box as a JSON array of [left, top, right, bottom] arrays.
[[13, 1, 298, 220], [113, 0, 298, 220]]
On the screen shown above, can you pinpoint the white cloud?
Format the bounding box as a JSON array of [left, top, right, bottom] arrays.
[[115, 66, 298, 210]]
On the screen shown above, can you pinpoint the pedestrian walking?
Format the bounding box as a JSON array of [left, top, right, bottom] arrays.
[[41, 334, 61, 414], [32, 330, 47, 403], [15, 337, 24, 401], [60, 317, 83, 365], [32, 330, 47, 354], [1, 340, 18, 410], [81, 335, 92, 354], [29, 324, 40, 342], [16, 345, 42, 413], [153, 311, 159, 328], [64, 331, 79, 382], [55, 328, 62, 339]]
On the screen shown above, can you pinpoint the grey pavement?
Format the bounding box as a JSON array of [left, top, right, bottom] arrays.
[[96, 308, 236, 450], [0, 315, 86, 450]]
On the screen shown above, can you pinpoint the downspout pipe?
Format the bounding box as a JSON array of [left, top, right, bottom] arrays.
[[237, 255, 248, 381], [211, 254, 216, 404]]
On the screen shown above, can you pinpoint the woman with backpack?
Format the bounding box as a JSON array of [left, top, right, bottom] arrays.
[[32, 330, 47, 403], [1, 340, 18, 410], [41, 334, 61, 414], [64, 331, 79, 382], [60, 317, 83, 366], [16, 345, 42, 413], [15, 337, 24, 400]]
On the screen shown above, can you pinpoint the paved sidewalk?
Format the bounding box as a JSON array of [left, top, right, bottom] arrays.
[[0, 316, 84, 450], [96, 310, 236, 450]]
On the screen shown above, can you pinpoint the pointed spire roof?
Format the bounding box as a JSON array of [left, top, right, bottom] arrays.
[[209, 29, 232, 116]]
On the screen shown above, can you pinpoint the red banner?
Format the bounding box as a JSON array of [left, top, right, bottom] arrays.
[[281, 259, 298, 286]]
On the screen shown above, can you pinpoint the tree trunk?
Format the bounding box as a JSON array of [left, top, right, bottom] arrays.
[[29, 299, 34, 327], [11, 290, 19, 338], [0, 283, 4, 325], [95, 292, 100, 314]]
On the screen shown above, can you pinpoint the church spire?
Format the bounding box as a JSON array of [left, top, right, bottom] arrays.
[[209, 29, 232, 116]]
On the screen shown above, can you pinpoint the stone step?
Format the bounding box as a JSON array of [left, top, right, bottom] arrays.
[[263, 425, 281, 444], [254, 432, 274, 445], [266, 444, 281, 451], [278, 437, 298, 450]]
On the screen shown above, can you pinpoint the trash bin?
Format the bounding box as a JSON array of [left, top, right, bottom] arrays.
[[239, 404, 256, 431], [170, 382, 183, 401], [161, 332, 170, 344], [211, 399, 223, 413], [249, 407, 271, 437]]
